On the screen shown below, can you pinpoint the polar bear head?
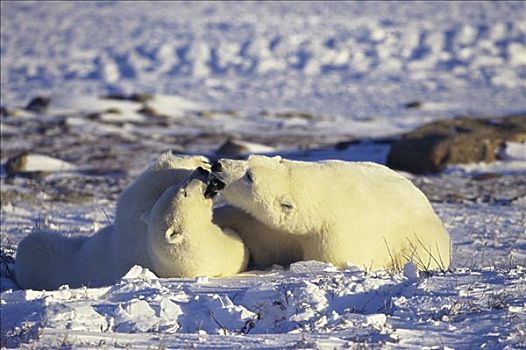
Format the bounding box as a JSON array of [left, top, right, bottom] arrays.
[[142, 167, 215, 276], [210, 155, 323, 235]]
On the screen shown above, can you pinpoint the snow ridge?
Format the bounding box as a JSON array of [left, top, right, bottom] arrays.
[[2, 262, 525, 348]]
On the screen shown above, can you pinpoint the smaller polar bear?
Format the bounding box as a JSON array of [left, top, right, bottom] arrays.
[[209, 155, 451, 272], [142, 168, 248, 278], [15, 153, 248, 290]]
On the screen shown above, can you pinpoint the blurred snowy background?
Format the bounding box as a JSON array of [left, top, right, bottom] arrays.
[[2, 1, 525, 120]]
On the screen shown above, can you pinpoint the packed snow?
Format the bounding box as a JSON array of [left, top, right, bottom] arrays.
[[1, 1, 526, 349]]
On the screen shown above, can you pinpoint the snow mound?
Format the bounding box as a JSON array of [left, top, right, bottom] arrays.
[[2, 262, 525, 348]]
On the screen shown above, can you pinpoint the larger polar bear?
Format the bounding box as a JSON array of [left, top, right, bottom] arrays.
[[209, 155, 451, 271], [15, 153, 248, 290]]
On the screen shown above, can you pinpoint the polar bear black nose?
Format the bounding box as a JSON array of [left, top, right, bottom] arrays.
[[208, 177, 226, 191], [211, 161, 222, 173], [204, 189, 217, 199]]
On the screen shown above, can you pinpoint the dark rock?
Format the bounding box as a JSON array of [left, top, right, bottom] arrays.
[[103, 93, 153, 103], [86, 112, 102, 120], [334, 139, 361, 150], [274, 111, 316, 120], [216, 138, 251, 158], [404, 101, 422, 109], [215, 138, 274, 158], [386, 116, 526, 174], [104, 107, 122, 114], [5, 151, 29, 176], [472, 173, 503, 181], [103, 93, 128, 101], [1, 106, 16, 117], [25, 96, 51, 113], [196, 110, 238, 118], [129, 93, 153, 103], [137, 105, 165, 118]]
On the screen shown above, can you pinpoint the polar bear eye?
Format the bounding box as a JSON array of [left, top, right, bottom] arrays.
[[244, 171, 254, 183]]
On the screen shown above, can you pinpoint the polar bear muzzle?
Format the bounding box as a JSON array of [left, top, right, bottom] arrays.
[[184, 166, 219, 198], [205, 162, 227, 198], [194, 166, 209, 177], [209, 159, 248, 185], [211, 160, 223, 173], [205, 176, 225, 198]]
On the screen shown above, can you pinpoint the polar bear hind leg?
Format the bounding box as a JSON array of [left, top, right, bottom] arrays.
[[15, 230, 86, 290], [400, 231, 451, 272]]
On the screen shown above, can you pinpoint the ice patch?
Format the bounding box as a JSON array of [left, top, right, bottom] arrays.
[[45, 304, 108, 332], [122, 265, 158, 281], [366, 313, 387, 329], [178, 294, 256, 334], [8, 154, 77, 173], [288, 260, 338, 274], [114, 299, 157, 332], [498, 141, 526, 161], [403, 261, 419, 282]]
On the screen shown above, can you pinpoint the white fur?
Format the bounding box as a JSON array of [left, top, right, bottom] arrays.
[[15, 153, 246, 290], [215, 155, 451, 271], [213, 205, 303, 269], [144, 177, 248, 278], [110, 153, 210, 278]]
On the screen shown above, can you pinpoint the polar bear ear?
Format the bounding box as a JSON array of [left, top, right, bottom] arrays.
[[272, 155, 282, 162], [165, 227, 182, 243], [140, 209, 151, 225]]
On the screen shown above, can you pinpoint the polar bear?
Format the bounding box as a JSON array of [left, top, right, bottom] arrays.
[[209, 155, 451, 272], [15, 153, 248, 290], [110, 153, 211, 277], [141, 168, 248, 278]]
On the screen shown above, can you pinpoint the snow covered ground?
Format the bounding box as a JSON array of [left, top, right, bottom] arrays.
[[1, 183, 525, 348], [1, 1, 526, 349]]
